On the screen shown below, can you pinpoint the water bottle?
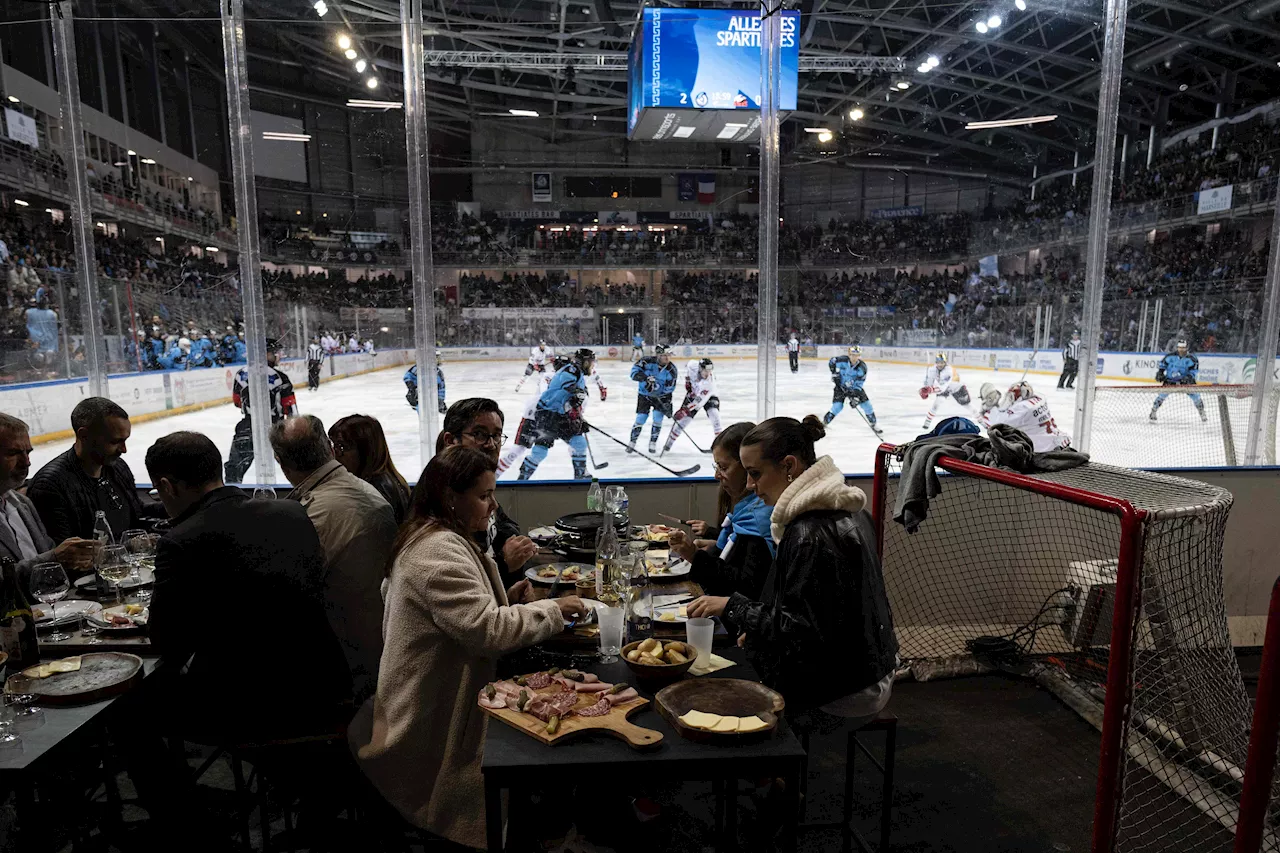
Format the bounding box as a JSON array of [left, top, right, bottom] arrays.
[[587, 477, 602, 512], [615, 486, 630, 531], [92, 511, 114, 596]]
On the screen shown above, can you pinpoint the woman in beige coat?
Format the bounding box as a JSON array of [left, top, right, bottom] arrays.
[[350, 446, 586, 848]]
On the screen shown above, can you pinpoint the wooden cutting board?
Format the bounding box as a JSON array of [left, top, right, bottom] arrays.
[[481, 690, 663, 749], [23, 653, 144, 706], [655, 677, 785, 744]]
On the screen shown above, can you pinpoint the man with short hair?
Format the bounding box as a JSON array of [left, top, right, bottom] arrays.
[[0, 414, 96, 587], [271, 415, 394, 701], [28, 397, 157, 543], [146, 431, 350, 741]]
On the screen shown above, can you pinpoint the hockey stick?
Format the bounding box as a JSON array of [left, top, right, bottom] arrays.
[[852, 405, 883, 437], [681, 429, 713, 454], [584, 421, 701, 477], [1019, 348, 1040, 383], [584, 435, 609, 470]]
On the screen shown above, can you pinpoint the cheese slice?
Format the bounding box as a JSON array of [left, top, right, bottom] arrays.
[[24, 656, 83, 679], [658, 612, 677, 622], [736, 715, 769, 733], [679, 709, 722, 730], [710, 716, 739, 733], [677, 606, 688, 617]]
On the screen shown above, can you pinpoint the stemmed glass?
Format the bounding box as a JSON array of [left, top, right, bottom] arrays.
[[29, 562, 72, 643], [0, 702, 21, 751], [121, 530, 158, 603], [5, 673, 43, 730], [252, 488, 276, 501], [98, 545, 131, 607]]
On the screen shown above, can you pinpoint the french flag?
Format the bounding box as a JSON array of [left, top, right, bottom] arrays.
[[697, 174, 716, 204]]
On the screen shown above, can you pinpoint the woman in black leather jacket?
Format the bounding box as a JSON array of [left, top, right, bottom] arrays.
[[669, 422, 775, 601], [688, 415, 898, 717]]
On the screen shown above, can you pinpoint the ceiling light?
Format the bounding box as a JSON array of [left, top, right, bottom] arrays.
[[365, 77, 379, 89], [337, 34, 352, 50], [262, 131, 311, 141], [205, 246, 219, 252], [5, 96, 17, 103], [965, 114, 1058, 129], [1178, 83, 1188, 92], [313, 0, 327, 15], [509, 108, 539, 117], [344, 48, 357, 60], [927, 55, 940, 68], [672, 126, 697, 138], [44, 208, 55, 213], [187, 177, 194, 181], [917, 63, 930, 73], [987, 14, 1002, 27], [1015, 0, 1026, 8], [976, 21, 988, 32], [155, 236, 164, 242], [295, 210, 302, 215], [141, 157, 156, 164], [818, 131, 833, 143], [849, 107, 864, 120], [347, 98, 402, 109], [896, 81, 910, 90], [803, 127, 829, 133], [13, 199, 28, 206], [355, 59, 366, 72], [127, 149, 137, 156]]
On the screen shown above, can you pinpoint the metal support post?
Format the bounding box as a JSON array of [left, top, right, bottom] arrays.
[[402, 0, 440, 466], [1071, 0, 1128, 457], [50, 2, 107, 394], [1243, 186, 1280, 464], [220, 0, 274, 485], [756, 0, 781, 422]]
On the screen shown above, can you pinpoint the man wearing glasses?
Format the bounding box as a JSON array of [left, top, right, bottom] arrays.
[[436, 398, 537, 583], [28, 397, 159, 544]]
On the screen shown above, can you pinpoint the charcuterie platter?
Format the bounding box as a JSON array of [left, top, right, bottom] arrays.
[[478, 668, 662, 749]]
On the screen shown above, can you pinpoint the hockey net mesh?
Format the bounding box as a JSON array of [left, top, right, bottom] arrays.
[[1089, 384, 1279, 468], [876, 452, 1251, 852]]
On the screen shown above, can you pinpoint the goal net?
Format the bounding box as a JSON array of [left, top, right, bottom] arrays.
[[1090, 384, 1279, 468], [872, 446, 1256, 852]]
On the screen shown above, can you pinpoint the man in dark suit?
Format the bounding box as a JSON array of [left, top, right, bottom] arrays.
[[145, 430, 351, 742], [0, 414, 96, 588]]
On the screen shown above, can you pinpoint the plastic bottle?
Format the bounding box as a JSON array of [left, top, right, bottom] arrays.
[[587, 477, 602, 512]]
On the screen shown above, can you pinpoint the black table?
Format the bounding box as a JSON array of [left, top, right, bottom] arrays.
[[480, 649, 805, 852]]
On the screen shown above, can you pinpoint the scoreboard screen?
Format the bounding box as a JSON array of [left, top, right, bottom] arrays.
[[628, 8, 800, 138]]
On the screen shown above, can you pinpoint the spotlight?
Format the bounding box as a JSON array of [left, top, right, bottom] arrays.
[[355, 59, 366, 72], [1015, 0, 1026, 9], [13, 199, 29, 207], [976, 21, 989, 32], [918, 63, 930, 73], [313, 0, 327, 15], [366, 77, 379, 89], [337, 34, 352, 50], [5, 96, 17, 103], [345, 48, 357, 60], [818, 131, 833, 142], [849, 107, 864, 120], [987, 14, 1002, 27], [896, 81, 910, 90], [927, 55, 940, 68]]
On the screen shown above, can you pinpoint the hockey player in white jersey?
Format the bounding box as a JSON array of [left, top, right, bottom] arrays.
[[979, 381, 1071, 452], [920, 352, 973, 431], [660, 358, 722, 455], [515, 341, 555, 390]]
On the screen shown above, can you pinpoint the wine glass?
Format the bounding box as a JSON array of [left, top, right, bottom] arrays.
[[252, 488, 276, 501], [121, 529, 158, 603], [0, 702, 21, 751], [98, 545, 131, 606], [29, 562, 72, 643], [5, 673, 42, 729]]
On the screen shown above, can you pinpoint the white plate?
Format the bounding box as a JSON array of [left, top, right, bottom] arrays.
[[651, 604, 690, 624], [73, 566, 155, 590], [33, 599, 101, 625], [91, 603, 149, 629], [526, 563, 595, 585], [528, 526, 558, 542], [563, 598, 606, 628], [645, 558, 691, 580]]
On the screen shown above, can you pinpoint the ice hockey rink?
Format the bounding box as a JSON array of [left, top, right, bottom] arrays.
[[29, 356, 1202, 483]]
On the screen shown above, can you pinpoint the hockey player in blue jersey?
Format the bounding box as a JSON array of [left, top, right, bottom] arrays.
[[404, 351, 447, 414], [632, 332, 645, 362], [824, 346, 882, 435], [629, 344, 679, 454], [1150, 340, 1207, 422], [518, 348, 595, 481], [157, 339, 187, 371]]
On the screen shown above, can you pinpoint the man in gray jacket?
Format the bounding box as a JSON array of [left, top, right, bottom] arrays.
[[0, 413, 96, 589], [271, 414, 396, 701]]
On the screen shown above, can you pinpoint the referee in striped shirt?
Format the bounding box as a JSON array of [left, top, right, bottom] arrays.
[[1059, 331, 1081, 389], [306, 337, 324, 391]]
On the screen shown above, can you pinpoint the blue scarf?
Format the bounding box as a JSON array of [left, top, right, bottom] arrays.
[[716, 493, 777, 558]]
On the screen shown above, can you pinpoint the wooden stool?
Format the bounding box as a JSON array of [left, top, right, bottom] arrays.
[[798, 711, 897, 852]]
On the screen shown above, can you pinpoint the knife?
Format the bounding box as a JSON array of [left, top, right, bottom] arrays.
[[656, 512, 690, 527]]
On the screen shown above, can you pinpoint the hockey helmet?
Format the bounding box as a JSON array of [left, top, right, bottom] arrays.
[[654, 343, 670, 354], [698, 357, 714, 374], [573, 347, 596, 366], [552, 354, 571, 371], [1175, 339, 1189, 352], [1071, 330, 1081, 340], [935, 352, 948, 365], [265, 337, 283, 352], [1007, 380, 1033, 402], [434, 349, 444, 362], [538, 340, 548, 349], [848, 345, 863, 360]]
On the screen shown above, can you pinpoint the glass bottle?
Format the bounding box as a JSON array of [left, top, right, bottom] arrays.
[[596, 506, 620, 605]]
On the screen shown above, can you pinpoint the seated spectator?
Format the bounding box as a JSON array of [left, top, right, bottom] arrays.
[[350, 446, 585, 847], [271, 415, 395, 702], [0, 413, 96, 586], [437, 398, 537, 582], [28, 397, 158, 543], [328, 414, 411, 524], [145, 431, 351, 741]]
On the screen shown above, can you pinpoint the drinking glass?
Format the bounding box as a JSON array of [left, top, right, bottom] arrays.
[[121, 529, 158, 602], [5, 673, 42, 729], [98, 545, 131, 606], [0, 703, 21, 751], [597, 606, 625, 663], [604, 485, 624, 514], [252, 488, 276, 501], [30, 562, 72, 643], [686, 618, 714, 667]]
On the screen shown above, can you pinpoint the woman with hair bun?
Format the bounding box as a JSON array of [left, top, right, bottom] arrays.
[[687, 414, 898, 724]]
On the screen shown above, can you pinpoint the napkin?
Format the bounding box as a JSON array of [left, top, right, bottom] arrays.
[[689, 653, 736, 676]]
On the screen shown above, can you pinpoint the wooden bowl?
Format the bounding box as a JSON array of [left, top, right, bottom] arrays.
[[654, 677, 785, 743], [620, 640, 695, 683]]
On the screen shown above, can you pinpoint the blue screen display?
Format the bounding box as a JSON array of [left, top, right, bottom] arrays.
[[628, 8, 800, 133]]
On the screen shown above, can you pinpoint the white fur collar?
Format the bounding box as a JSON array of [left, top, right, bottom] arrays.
[[769, 455, 866, 543]]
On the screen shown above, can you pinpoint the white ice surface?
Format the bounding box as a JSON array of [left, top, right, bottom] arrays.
[[29, 357, 1177, 484]]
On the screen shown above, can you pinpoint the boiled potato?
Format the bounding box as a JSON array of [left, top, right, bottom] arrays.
[[638, 638, 663, 656], [626, 649, 642, 662], [664, 641, 687, 655], [665, 649, 689, 664], [638, 653, 666, 666]]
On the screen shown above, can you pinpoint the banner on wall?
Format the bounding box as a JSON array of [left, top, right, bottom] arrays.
[[461, 307, 594, 320], [532, 172, 552, 203], [4, 109, 37, 148], [869, 205, 922, 220], [598, 210, 638, 225], [1197, 184, 1233, 215], [677, 174, 696, 202], [978, 255, 999, 277]]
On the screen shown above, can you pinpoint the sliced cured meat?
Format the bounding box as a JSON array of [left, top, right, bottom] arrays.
[[605, 688, 638, 705], [492, 680, 522, 698], [526, 690, 580, 722], [478, 688, 507, 710], [573, 681, 611, 693], [581, 673, 600, 683], [577, 696, 612, 717], [523, 671, 552, 690]]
